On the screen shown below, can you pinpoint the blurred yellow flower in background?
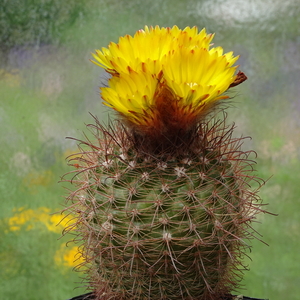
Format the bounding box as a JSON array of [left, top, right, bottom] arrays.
[[55, 244, 84, 269], [7, 207, 72, 233], [0, 69, 21, 87], [6, 207, 81, 269]]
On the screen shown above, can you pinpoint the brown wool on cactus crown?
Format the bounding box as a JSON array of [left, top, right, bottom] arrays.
[[119, 72, 245, 157], [122, 85, 224, 155], [62, 111, 268, 300]]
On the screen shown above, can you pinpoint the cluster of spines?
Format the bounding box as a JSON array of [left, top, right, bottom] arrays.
[[63, 113, 265, 300]]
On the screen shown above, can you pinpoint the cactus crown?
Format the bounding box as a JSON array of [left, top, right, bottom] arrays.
[[91, 25, 246, 152], [63, 26, 265, 300]]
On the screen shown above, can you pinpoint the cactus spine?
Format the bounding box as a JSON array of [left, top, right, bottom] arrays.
[[64, 26, 264, 300]]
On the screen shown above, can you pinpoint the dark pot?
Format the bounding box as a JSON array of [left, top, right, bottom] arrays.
[[67, 293, 95, 300], [67, 293, 268, 300]]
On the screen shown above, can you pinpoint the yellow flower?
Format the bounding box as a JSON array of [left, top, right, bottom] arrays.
[[92, 25, 245, 132], [101, 70, 158, 125], [92, 26, 214, 75], [55, 244, 84, 270], [7, 207, 74, 233]]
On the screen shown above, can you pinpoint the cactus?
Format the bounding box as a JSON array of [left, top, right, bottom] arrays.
[[64, 26, 265, 300]]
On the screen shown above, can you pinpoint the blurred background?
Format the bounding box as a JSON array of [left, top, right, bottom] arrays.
[[1, 0, 299, 299]]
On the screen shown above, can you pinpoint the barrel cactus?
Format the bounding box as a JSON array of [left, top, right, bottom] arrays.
[[64, 26, 265, 300]]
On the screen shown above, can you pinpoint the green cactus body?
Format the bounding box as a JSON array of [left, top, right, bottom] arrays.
[[64, 26, 265, 300], [66, 118, 261, 300]]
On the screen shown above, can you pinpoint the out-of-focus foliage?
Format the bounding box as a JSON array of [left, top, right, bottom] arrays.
[[0, 0, 85, 53]]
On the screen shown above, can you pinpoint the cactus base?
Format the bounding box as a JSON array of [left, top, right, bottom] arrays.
[[67, 292, 269, 300]]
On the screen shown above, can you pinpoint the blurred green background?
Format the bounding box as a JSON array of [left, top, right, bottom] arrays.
[[1, 0, 299, 299]]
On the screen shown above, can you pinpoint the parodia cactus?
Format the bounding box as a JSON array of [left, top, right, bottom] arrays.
[[63, 26, 266, 300]]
